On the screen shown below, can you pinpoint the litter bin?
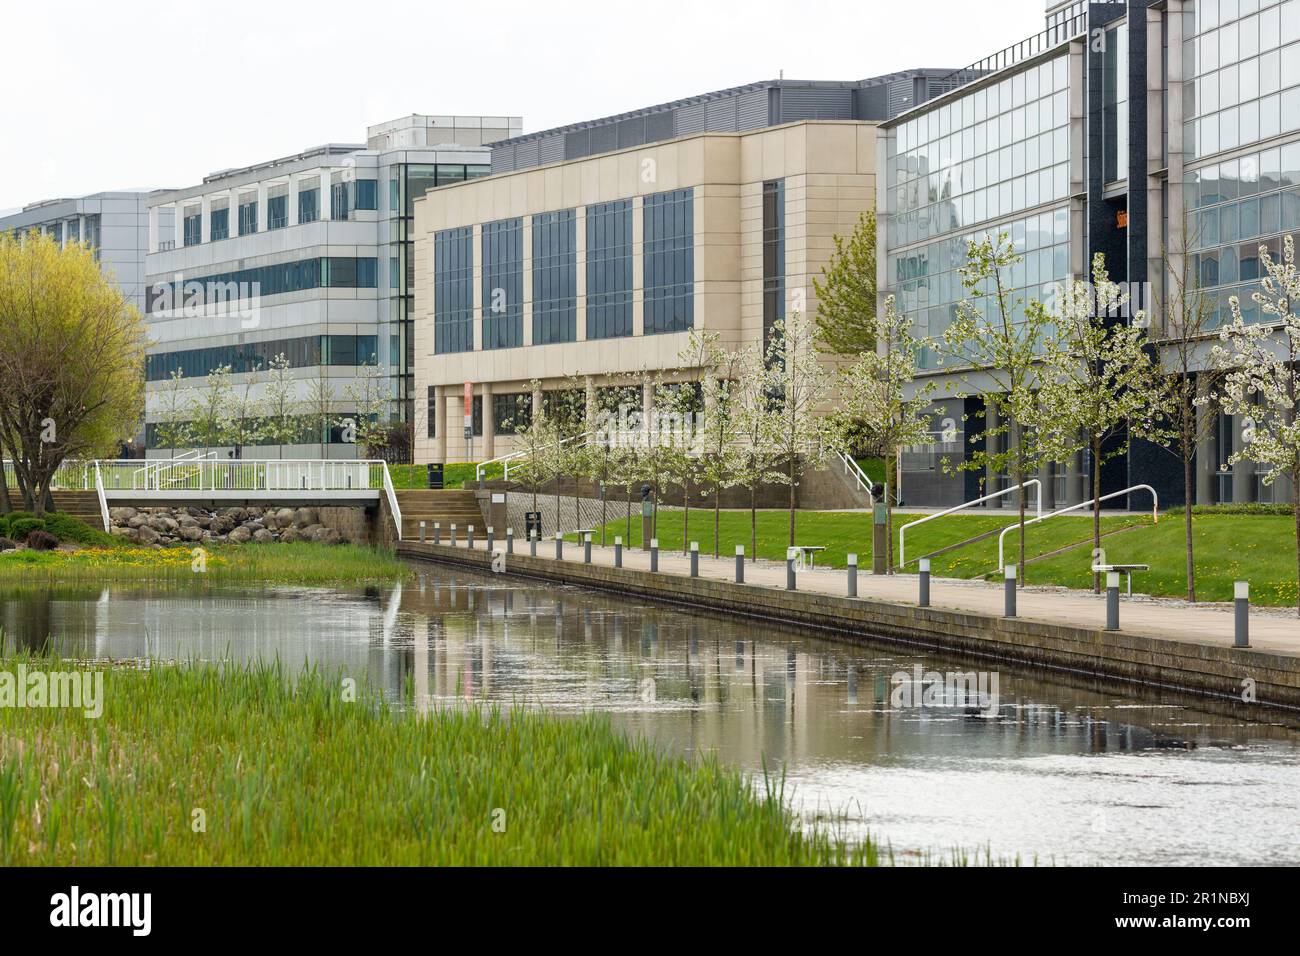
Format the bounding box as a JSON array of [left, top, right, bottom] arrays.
[[524, 511, 543, 541], [426, 462, 444, 489]]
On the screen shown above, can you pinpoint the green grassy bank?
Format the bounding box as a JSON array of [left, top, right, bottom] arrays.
[[597, 508, 1298, 607], [0, 656, 878, 866]]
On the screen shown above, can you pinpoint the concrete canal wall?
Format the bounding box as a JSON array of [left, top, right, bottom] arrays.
[[396, 540, 1300, 714]]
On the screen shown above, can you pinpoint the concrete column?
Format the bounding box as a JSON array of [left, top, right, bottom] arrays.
[[1232, 415, 1256, 503], [200, 194, 211, 243], [257, 182, 268, 232], [631, 197, 645, 336], [584, 376, 597, 438], [522, 218, 534, 346], [148, 205, 158, 252], [290, 179, 300, 227], [1038, 459, 1055, 512], [1064, 450, 1082, 508], [642, 378, 654, 442], [435, 385, 448, 464], [482, 381, 495, 460], [983, 402, 1001, 504], [173, 206, 183, 248], [574, 207, 587, 341], [320, 169, 332, 221], [532, 383, 543, 421]]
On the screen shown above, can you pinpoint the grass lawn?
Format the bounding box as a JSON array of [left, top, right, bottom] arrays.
[[388, 462, 493, 489], [0, 541, 410, 587], [597, 507, 1299, 607], [0, 656, 878, 866]]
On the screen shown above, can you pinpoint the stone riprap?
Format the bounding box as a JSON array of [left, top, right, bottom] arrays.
[[109, 506, 361, 547]]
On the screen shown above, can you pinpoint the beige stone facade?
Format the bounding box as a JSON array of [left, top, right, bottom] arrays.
[[413, 120, 878, 464]]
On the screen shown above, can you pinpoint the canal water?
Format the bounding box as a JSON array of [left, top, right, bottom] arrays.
[[4, 565, 1298, 866]]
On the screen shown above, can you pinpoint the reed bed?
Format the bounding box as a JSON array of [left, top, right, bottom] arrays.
[[0, 655, 880, 866]]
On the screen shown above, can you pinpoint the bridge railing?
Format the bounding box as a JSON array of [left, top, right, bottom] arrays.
[[93, 458, 388, 493]]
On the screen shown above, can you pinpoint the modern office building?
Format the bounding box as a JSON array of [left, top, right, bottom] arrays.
[[143, 114, 521, 458], [412, 75, 959, 464], [880, 0, 1299, 508], [1, 190, 165, 313]]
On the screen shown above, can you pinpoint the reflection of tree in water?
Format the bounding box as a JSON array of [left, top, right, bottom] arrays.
[[0, 591, 55, 654]]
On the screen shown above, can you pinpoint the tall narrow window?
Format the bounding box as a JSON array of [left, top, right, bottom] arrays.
[[298, 186, 320, 224], [585, 199, 632, 339], [643, 188, 694, 334], [481, 218, 524, 349], [434, 226, 474, 354], [532, 209, 577, 344], [762, 180, 786, 348], [238, 199, 258, 235]]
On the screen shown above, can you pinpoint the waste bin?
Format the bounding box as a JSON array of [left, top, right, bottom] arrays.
[[426, 462, 444, 489], [524, 511, 543, 540]]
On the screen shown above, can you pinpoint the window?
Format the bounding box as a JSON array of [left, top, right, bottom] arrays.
[[268, 195, 288, 230], [492, 392, 532, 434], [146, 257, 378, 313], [532, 209, 577, 344], [298, 186, 319, 224], [434, 226, 474, 353], [354, 179, 378, 210], [643, 188, 694, 334], [426, 386, 437, 439], [481, 218, 524, 349], [330, 182, 349, 220], [585, 199, 633, 339], [210, 207, 229, 242], [762, 180, 785, 347], [145, 333, 376, 381], [183, 212, 201, 247], [238, 200, 258, 236]]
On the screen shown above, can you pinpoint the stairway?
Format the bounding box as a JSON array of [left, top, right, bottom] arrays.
[[393, 489, 483, 540], [50, 490, 105, 528]]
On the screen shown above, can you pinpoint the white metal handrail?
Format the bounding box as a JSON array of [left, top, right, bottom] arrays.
[[381, 461, 402, 541], [476, 434, 586, 481], [898, 479, 1042, 568], [93, 461, 110, 531], [832, 448, 876, 506], [996, 484, 1159, 570]]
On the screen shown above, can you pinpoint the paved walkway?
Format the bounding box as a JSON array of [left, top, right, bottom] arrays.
[[435, 532, 1300, 658]]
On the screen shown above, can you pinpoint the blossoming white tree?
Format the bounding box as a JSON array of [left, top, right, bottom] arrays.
[[1204, 236, 1300, 616]]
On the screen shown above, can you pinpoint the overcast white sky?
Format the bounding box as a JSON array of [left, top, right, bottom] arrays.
[[0, 0, 1049, 213]]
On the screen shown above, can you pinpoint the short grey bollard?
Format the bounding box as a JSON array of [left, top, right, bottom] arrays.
[[419, 520, 426, 543], [529, 529, 537, 557], [786, 549, 797, 591], [584, 533, 593, 564], [614, 536, 623, 568], [689, 541, 699, 577], [468, 525, 475, 549], [487, 527, 494, 553], [1235, 581, 1250, 647], [1106, 571, 1120, 631], [450, 524, 457, 547], [506, 528, 514, 554], [919, 557, 931, 607], [650, 538, 659, 572], [735, 545, 744, 583], [1003, 564, 1017, 617], [555, 532, 563, 560], [434, 522, 441, 545], [847, 553, 858, 597]]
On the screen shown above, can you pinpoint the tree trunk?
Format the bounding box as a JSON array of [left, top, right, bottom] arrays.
[[714, 487, 721, 559], [1092, 435, 1103, 594], [750, 486, 757, 564], [624, 486, 632, 544], [0, 459, 12, 515], [1183, 437, 1196, 602], [787, 456, 796, 548], [682, 476, 690, 555]]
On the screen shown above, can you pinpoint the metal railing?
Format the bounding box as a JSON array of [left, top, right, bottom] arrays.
[[996, 484, 1159, 571], [476, 434, 586, 482], [93, 461, 110, 531], [898, 479, 1042, 568], [381, 462, 402, 541], [937, 8, 1094, 93], [832, 448, 877, 506]]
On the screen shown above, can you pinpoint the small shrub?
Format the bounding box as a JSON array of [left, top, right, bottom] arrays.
[[0, 537, 15, 551], [8, 517, 45, 540], [42, 512, 117, 547], [1170, 503, 1296, 517], [24, 529, 58, 551], [0, 511, 34, 538]]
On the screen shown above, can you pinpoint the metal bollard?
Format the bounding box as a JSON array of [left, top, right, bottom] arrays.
[[434, 522, 441, 546], [1106, 571, 1120, 631], [689, 541, 699, 577], [1003, 564, 1017, 617], [529, 528, 537, 558], [506, 528, 514, 555], [735, 545, 744, 583], [614, 536, 623, 568], [584, 533, 592, 564], [487, 527, 494, 553], [450, 524, 457, 547], [847, 553, 858, 598], [650, 538, 659, 572], [786, 549, 797, 591], [555, 532, 563, 560], [919, 558, 931, 607], [468, 525, 475, 549], [419, 520, 426, 543], [1235, 581, 1250, 647]]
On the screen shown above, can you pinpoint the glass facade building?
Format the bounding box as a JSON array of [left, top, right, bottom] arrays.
[[585, 199, 633, 340], [481, 217, 524, 349], [642, 187, 695, 335], [531, 209, 577, 345]]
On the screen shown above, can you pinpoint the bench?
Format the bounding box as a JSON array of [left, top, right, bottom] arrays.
[[1091, 563, 1149, 597], [789, 545, 827, 569]]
